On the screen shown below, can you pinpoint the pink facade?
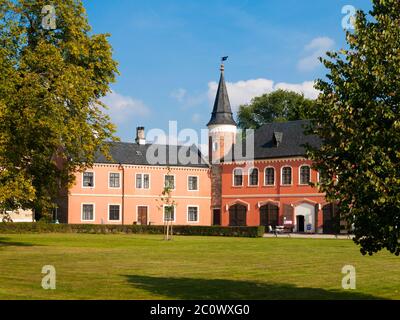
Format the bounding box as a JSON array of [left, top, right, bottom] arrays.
[[68, 164, 211, 226]]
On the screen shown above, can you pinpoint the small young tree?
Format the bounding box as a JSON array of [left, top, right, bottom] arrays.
[[156, 167, 177, 241]]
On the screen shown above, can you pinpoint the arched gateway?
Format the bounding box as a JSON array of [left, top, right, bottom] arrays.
[[260, 204, 279, 228], [229, 204, 247, 226]]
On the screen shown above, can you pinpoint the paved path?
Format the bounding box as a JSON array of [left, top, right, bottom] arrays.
[[263, 233, 354, 240]]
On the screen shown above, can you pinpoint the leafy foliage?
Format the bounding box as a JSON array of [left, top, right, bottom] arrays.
[[237, 89, 315, 129], [0, 0, 119, 219], [306, 0, 400, 255]]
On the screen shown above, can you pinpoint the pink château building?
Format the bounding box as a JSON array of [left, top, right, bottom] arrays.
[[60, 130, 211, 225], [58, 64, 341, 234]]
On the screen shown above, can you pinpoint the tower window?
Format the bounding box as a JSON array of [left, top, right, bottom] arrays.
[[212, 141, 219, 152]]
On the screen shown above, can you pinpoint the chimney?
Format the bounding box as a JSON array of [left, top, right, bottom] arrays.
[[135, 127, 146, 145]]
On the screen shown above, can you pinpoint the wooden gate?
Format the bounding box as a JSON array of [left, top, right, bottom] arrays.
[[229, 204, 247, 226]]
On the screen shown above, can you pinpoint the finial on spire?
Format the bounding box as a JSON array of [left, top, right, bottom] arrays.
[[207, 56, 237, 127], [221, 56, 228, 72]]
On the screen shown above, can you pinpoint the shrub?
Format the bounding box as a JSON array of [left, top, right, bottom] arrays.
[[0, 223, 265, 238]]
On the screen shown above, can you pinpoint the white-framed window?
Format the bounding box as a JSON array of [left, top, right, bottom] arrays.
[[81, 204, 95, 221], [264, 167, 275, 186], [299, 165, 311, 185], [82, 171, 94, 188], [281, 166, 292, 185], [164, 175, 175, 190], [136, 173, 150, 189], [188, 176, 199, 191], [248, 168, 259, 186], [187, 206, 199, 222], [163, 205, 175, 222], [233, 168, 243, 186], [108, 204, 121, 221], [109, 172, 120, 188]]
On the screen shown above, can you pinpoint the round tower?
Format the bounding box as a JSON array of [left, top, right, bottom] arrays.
[[207, 61, 237, 217], [207, 63, 237, 164]]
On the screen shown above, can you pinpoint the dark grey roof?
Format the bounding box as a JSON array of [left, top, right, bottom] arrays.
[[233, 120, 321, 160], [207, 70, 237, 126], [95, 142, 209, 168]]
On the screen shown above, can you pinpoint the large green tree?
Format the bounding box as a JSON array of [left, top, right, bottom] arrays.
[[237, 89, 315, 129], [0, 0, 118, 219], [306, 0, 400, 255]]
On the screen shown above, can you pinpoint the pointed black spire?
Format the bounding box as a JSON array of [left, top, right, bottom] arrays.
[[207, 64, 237, 127]]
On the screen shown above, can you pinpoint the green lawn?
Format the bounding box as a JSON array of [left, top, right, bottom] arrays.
[[0, 234, 398, 300]]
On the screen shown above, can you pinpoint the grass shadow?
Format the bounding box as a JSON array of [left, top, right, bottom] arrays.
[[0, 237, 38, 248], [123, 274, 381, 300]]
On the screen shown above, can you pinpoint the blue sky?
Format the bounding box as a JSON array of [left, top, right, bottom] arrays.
[[83, 0, 372, 143]]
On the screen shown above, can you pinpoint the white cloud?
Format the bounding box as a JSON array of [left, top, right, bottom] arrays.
[[207, 79, 319, 112], [297, 37, 335, 72], [170, 88, 187, 102], [275, 81, 319, 99], [208, 79, 274, 110], [101, 91, 150, 123]]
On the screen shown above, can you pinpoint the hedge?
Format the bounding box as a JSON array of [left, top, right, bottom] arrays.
[[0, 223, 265, 238]]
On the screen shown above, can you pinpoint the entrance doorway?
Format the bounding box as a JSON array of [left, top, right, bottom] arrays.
[[213, 209, 221, 226], [294, 203, 315, 233], [229, 204, 247, 226], [137, 206, 148, 225], [297, 215, 305, 232]]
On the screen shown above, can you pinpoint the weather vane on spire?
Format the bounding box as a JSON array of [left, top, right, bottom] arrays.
[[220, 56, 228, 72]]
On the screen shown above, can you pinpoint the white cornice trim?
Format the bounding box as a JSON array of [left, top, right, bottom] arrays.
[[223, 193, 325, 199], [71, 193, 211, 200], [208, 124, 237, 134], [90, 164, 210, 171], [220, 157, 309, 165]]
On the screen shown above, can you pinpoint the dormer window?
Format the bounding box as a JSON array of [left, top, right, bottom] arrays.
[[273, 132, 283, 147]]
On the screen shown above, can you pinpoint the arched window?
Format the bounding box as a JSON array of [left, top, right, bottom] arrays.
[[300, 165, 311, 185], [264, 167, 275, 186], [249, 168, 259, 186], [233, 168, 243, 186], [282, 167, 292, 185]]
